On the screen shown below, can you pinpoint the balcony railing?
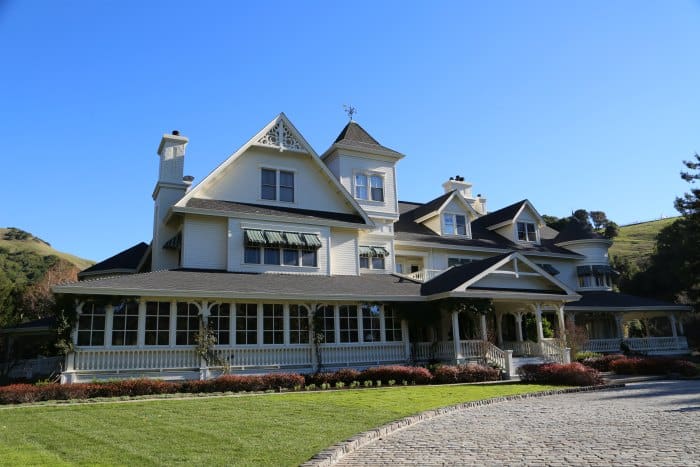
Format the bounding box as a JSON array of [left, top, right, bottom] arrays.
[[404, 269, 444, 282], [582, 336, 689, 354]]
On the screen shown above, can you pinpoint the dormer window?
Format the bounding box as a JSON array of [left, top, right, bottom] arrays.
[[443, 213, 468, 236], [261, 168, 294, 202], [517, 222, 537, 242], [354, 172, 384, 202]]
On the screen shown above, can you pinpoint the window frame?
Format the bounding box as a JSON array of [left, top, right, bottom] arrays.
[[111, 301, 139, 347], [235, 303, 258, 345], [260, 167, 295, 203], [442, 212, 470, 237], [76, 302, 106, 347], [289, 305, 310, 344], [263, 304, 284, 345], [516, 221, 538, 243], [209, 303, 231, 346], [353, 171, 385, 203], [175, 302, 200, 346], [145, 301, 171, 346], [338, 305, 359, 343]]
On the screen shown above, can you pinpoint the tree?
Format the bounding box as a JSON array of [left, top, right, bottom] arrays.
[[572, 209, 592, 228], [675, 153, 700, 216], [603, 221, 619, 239], [589, 211, 608, 230]]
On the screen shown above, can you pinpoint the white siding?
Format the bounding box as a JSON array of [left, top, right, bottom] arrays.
[[325, 154, 340, 180], [330, 228, 358, 275], [358, 232, 394, 275], [182, 215, 227, 269], [337, 154, 398, 217], [199, 146, 357, 215], [465, 273, 556, 292], [423, 215, 441, 235], [228, 218, 330, 274]]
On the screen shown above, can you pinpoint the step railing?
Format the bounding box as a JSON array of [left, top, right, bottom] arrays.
[[404, 269, 444, 282], [539, 339, 569, 363]]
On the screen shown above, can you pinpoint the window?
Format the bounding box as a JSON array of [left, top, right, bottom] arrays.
[[384, 307, 402, 342], [145, 301, 170, 346], [370, 175, 384, 202], [448, 257, 473, 267], [577, 265, 614, 288], [355, 174, 368, 199], [339, 305, 358, 343], [236, 304, 258, 345], [210, 303, 230, 345], [443, 213, 468, 236], [263, 304, 284, 344], [354, 172, 384, 202], [359, 246, 389, 270], [112, 301, 139, 346], [264, 247, 280, 265], [244, 230, 320, 268], [245, 246, 261, 264], [317, 305, 335, 344], [301, 249, 317, 267], [361, 305, 381, 342], [283, 249, 299, 266], [77, 302, 105, 346], [289, 305, 309, 344], [260, 168, 294, 202], [176, 302, 199, 345], [517, 222, 537, 242]]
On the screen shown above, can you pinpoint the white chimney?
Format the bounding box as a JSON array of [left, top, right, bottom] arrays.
[[152, 131, 189, 271], [442, 176, 473, 199]]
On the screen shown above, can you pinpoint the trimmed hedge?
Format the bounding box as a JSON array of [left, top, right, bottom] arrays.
[[581, 354, 626, 372], [306, 366, 433, 386], [433, 364, 501, 384], [610, 357, 699, 377], [517, 362, 603, 386]]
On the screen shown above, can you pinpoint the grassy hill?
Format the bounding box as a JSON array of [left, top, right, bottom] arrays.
[[0, 228, 93, 270], [609, 217, 680, 267]]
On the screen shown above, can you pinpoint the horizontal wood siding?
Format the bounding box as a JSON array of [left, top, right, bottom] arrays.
[[182, 215, 227, 269], [330, 228, 358, 275]]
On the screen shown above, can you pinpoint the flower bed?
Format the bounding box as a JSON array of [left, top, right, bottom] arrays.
[[609, 357, 699, 377], [517, 362, 603, 386], [433, 364, 501, 384], [581, 354, 626, 372]]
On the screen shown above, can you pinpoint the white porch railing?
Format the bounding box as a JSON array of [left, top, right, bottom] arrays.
[[582, 336, 689, 354], [73, 348, 199, 372], [503, 340, 540, 357], [214, 345, 312, 369], [540, 339, 568, 363], [460, 340, 487, 359], [405, 269, 443, 282], [320, 342, 405, 366], [415, 341, 453, 361]]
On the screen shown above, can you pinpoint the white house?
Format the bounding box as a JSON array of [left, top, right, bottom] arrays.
[[53, 113, 691, 383]]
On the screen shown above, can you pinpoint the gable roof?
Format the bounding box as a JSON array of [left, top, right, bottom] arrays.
[[420, 252, 578, 298], [175, 113, 373, 227], [472, 199, 539, 230], [554, 218, 606, 243], [409, 191, 480, 223], [78, 242, 149, 279], [322, 121, 404, 159], [182, 198, 367, 226]]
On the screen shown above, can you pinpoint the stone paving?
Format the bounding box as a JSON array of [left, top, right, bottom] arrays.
[[336, 380, 700, 466]]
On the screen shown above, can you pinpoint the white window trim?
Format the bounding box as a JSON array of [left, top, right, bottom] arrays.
[[441, 212, 471, 238], [352, 170, 386, 203], [242, 245, 319, 268], [259, 167, 297, 204], [515, 221, 539, 244]]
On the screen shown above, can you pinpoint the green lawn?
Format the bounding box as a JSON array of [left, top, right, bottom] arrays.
[[0, 384, 558, 466]]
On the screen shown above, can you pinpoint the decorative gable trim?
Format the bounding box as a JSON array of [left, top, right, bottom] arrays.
[[174, 113, 373, 227]]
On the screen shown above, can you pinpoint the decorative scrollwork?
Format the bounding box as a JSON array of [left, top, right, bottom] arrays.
[[257, 121, 305, 152]]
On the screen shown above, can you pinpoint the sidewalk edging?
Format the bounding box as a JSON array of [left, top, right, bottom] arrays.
[[302, 383, 626, 467]]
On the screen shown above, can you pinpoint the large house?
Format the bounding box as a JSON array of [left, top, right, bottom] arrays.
[[53, 113, 691, 383]]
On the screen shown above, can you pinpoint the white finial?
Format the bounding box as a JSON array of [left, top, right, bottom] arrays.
[[343, 104, 357, 121]]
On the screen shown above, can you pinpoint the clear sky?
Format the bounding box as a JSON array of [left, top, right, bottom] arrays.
[[1, 1, 699, 262]]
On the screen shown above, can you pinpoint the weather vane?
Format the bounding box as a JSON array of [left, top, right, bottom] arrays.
[[343, 104, 357, 121]]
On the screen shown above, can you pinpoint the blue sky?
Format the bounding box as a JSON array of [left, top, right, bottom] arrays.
[[1, 1, 699, 262]]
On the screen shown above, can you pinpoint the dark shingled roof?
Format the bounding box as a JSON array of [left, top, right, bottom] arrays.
[[471, 199, 528, 229], [0, 316, 56, 333], [55, 270, 422, 300], [554, 218, 606, 243], [332, 121, 403, 156], [567, 291, 691, 310], [79, 242, 149, 278], [407, 191, 454, 221], [186, 198, 367, 225], [395, 202, 581, 256], [421, 253, 510, 295]]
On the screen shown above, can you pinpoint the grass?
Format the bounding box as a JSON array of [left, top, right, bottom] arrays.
[[0, 383, 558, 466], [0, 227, 93, 269], [609, 217, 679, 267]]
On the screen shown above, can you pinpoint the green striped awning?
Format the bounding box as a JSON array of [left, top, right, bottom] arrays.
[[359, 246, 373, 257], [372, 247, 390, 257], [285, 232, 305, 247], [265, 231, 286, 245], [244, 229, 267, 246], [302, 233, 322, 249], [163, 232, 182, 250]]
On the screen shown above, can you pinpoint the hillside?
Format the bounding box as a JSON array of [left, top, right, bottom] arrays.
[[609, 217, 680, 267], [0, 228, 93, 327]]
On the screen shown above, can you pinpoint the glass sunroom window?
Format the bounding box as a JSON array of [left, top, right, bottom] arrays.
[[77, 302, 105, 346], [112, 301, 139, 346], [176, 303, 199, 345], [145, 301, 170, 346]]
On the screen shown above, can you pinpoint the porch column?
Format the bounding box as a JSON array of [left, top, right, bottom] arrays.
[[515, 313, 523, 342], [496, 312, 503, 346], [308, 306, 318, 371], [104, 305, 114, 348], [678, 315, 685, 335], [669, 314, 678, 338], [557, 305, 566, 339], [401, 319, 411, 362], [614, 313, 624, 338], [535, 304, 544, 342], [137, 299, 146, 347], [480, 314, 488, 341], [451, 311, 462, 361]]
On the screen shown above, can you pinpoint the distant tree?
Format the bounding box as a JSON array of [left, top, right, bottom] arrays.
[[603, 221, 619, 239], [572, 209, 592, 228], [543, 215, 571, 232], [675, 153, 700, 216], [589, 211, 608, 230]]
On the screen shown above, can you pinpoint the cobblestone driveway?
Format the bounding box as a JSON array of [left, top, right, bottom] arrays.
[[336, 380, 700, 466]]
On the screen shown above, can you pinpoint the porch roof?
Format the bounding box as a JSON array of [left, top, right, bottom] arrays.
[[565, 291, 693, 312], [53, 270, 423, 301], [78, 242, 149, 279]]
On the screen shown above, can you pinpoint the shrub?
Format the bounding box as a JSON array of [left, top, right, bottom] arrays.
[[581, 354, 625, 372], [575, 351, 601, 361], [610, 357, 700, 377], [433, 364, 501, 384], [359, 365, 432, 385], [517, 362, 603, 386], [0, 384, 41, 404]]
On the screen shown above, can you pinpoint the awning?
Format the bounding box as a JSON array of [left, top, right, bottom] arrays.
[[285, 232, 305, 247], [576, 265, 592, 276], [592, 264, 619, 276], [359, 246, 373, 257], [301, 233, 322, 249], [163, 232, 182, 250], [244, 229, 267, 246], [265, 231, 286, 246], [537, 263, 560, 276], [372, 247, 390, 257]]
